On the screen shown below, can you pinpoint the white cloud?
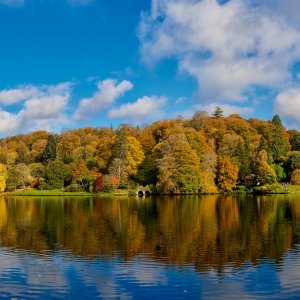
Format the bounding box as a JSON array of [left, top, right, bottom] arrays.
[[0, 82, 71, 135], [274, 88, 300, 126], [175, 96, 186, 105], [0, 85, 41, 105], [250, 0, 300, 28], [139, 0, 300, 104], [73, 79, 133, 121], [108, 95, 167, 123], [0, 110, 19, 133]]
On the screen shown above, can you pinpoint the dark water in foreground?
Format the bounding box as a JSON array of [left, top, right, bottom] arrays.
[[0, 195, 300, 299]]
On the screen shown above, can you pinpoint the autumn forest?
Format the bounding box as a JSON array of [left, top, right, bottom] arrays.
[[0, 108, 299, 194]]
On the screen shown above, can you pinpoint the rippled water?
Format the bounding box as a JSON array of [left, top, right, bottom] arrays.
[[0, 194, 300, 298]]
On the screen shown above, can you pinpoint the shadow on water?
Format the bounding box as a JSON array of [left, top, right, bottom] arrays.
[[0, 194, 299, 273]]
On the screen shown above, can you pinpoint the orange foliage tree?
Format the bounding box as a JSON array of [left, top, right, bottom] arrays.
[[217, 157, 239, 192]]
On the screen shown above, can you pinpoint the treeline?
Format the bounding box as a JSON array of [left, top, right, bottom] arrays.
[[0, 108, 299, 193]]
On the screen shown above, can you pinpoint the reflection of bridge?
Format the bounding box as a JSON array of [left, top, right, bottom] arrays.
[[136, 190, 151, 197], [128, 189, 151, 197]]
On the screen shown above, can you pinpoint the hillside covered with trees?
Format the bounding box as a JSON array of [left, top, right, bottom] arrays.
[[0, 108, 299, 194]]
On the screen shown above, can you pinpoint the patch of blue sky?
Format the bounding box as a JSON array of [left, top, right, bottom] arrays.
[[0, 0, 300, 135]]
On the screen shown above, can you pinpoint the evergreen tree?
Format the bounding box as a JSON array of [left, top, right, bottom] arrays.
[[45, 161, 70, 189], [272, 114, 282, 126], [212, 106, 223, 119], [135, 156, 158, 186], [111, 124, 128, 161], [42, 134, 59, 164], [290, 131, 300, 151], [270, 114, 290, 162], [238, 137, 251, 179]]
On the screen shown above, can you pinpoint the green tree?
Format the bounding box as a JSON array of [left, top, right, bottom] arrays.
[[42, 134, 59, 164], [283, 152, 300, 180], [290, 131, 300, 151], [270, 114, 290, 162], [212, 106, 223, 119], [256, 162, 277, 184], [7, 163, 33, 189], [238, 136, 251, 180], [135, 156, 158, 186], [29, 163, 45, 178], [111, 124, 127, 161], [38, 177, 47, 191], [45, 161, 70, 189], [254, 150, 277, 184], [218, 133, 244, 162], [156, 133, 201, 194], [273, 164, 286, 182]]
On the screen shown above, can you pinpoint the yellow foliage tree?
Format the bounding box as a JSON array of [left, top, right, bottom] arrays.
[[0, 163, 8, 192], [291, 169, 300, 185], [126, 136, 145, 176], [109, 128, 145, 184], [0, 176, 6, 193], [217, 157, 239, 192]]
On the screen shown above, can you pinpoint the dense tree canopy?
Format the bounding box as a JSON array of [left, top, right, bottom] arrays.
[[0, 112, 297, 193]]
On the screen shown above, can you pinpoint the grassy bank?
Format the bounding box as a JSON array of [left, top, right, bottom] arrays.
[[4, 185, 300, 197], [251, 184, 300, 194], [5, 189, 129, 197]]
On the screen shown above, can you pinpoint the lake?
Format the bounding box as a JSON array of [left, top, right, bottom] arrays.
[[0, 194, 300, 299]]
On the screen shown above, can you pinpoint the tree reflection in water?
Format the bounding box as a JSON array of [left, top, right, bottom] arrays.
[[0, 194, 296, 274]]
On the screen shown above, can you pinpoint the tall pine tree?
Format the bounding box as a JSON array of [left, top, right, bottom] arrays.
[[42, 134, 59, 164]]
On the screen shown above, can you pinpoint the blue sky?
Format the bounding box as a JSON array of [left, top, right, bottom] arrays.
[[1, 0, 300, 136]]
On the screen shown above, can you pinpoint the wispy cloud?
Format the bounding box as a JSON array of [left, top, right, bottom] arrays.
[[275, 88, 300, 126], [73, 79, 133, 121], [108, 95, 167, 123], [139, 0, 300, 106], [0, 82, 72, 135], [0, 85, 40, 105]]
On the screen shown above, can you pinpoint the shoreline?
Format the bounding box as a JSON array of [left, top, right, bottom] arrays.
[[3, 184, 300, 197]]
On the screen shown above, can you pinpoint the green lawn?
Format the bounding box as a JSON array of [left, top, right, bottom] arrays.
[[286, 185, 300, 193], [5, 189, 129, 197], [255, 184, 300, 194]]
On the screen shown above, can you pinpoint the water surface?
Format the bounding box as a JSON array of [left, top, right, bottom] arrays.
[[0, 194, 300, 299]]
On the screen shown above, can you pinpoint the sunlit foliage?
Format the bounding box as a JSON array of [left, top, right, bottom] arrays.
[[0, 112, 297, 193]]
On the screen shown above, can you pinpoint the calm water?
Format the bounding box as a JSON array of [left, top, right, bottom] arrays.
[[0, 195, 300, 299]]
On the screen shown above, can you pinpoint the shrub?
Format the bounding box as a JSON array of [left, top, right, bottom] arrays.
[[291, 169, 300, 185], [70, 184, 85, 192]]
